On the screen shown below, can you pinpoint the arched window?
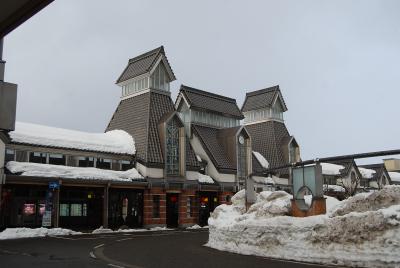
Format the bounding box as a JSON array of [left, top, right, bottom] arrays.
[[166, 120, 180, 176], [351, 171, 357, 184]]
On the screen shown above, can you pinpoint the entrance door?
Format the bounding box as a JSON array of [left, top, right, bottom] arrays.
[[199, 192, 218, 226], [166, 193, 179, 228], [108, 189, 143, 229]]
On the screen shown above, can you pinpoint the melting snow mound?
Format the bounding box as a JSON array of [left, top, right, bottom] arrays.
[[207, 186, 400, 268]]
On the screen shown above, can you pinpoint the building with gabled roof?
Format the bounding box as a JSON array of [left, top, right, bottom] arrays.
[[359, 163, 391, 190], [242, 85, 300, 180]]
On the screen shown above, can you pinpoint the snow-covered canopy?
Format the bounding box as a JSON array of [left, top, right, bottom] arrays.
[[389, 172, 400, 182], [359, 167, 376, 179], [321, 163, 344, 175], [10, 122, 135, 155], [6, 161, 143, 182], [196, 173, 214, 184], [253, 151, 269, 169]]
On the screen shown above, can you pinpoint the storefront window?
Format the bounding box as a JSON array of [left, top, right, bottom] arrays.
[[152, 195, 160, 218], [96, 158, 111, 169], [186, 197, 195, 218], [60, 204, 70, 216], [23, 204, 36, 215], [49, 154, 66, 165], [5, 149, 15, 162], [29, 152, 47, 164], [120, 160, 132, 171], [70, 204, 82, 216], [78, 157, 95, 167]]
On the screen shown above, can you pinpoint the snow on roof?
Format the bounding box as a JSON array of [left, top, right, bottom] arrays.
[[323, 184, 345, 193], [6, 161, 143, 182], [253, 151, 269, 169], [196, 155, 203, 163], [197, 173, 214, 184], [10, 122, 135, 155], [359, 167, 376, 179], [389, 172, 400, 182], [321, 163, 344, 175]]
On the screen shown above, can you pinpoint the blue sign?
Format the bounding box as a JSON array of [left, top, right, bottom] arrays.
[[49, 181, 60, 190]]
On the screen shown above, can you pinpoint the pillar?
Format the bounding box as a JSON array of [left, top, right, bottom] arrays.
[[53, 187, 60, 228], [103, 184, 109, 228]]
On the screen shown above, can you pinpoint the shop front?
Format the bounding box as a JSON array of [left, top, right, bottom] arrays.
[[198, 191, 218, 226]]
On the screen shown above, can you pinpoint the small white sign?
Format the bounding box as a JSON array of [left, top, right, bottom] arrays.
[[42, 211, 52, 227]]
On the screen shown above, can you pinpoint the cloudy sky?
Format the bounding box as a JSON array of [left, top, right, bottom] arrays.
[[3, 0, 400, 163]]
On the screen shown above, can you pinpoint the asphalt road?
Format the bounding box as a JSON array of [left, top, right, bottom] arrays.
[[0, 229, 331, 268]]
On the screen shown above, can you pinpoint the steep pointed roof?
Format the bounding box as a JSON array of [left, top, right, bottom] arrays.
[[116, 46, 176, 84], [178, 85, 244, 119], [246, 121, 291, 176], [106, 91, 199, 170], [359, 163, 391, 183], [241, 85, 287, 112]]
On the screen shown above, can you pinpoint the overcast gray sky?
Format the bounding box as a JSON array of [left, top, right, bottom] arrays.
[[3, 0, 400, 163]]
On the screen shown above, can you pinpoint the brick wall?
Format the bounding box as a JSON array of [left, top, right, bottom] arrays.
[[143, 188, 166, 227], [218, 191, 234, 205]]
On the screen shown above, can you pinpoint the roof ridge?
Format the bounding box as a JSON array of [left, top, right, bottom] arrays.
[[246, 85, 280, 97], [128, 46, 164, 64], [180, 85, 237, 104]]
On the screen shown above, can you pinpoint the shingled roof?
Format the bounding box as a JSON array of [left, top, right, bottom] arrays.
[[241, 85, 288, 113], [191, 124, 239, 174], [179, 85, 244, 119], [106, 91, 199, 170], [246, 121, 291, 176], [116, 46, 176, 84]]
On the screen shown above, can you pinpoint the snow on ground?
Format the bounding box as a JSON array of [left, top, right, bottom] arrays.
[[186, 224, 209, 230], [321, 163, 344, 175], [207, 186, 400, 268], [359, 167, 376, 179], [10, 122, 135, 154], [389, 172, 400, 182], [196, 173, 214, 184], [0, 227, 81, 240], [92, 226, 172, 234], [253, 176, 275, 185], [6, 161, 143, 182], [253, 151, 269, 169]]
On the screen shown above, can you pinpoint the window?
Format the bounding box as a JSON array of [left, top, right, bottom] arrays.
[[237, 135, 248, 180], [78, 157, 95, 167], [49, 154, 65, 165], [70, 204, 82, 216], [5, 149, 15, 162], [152, 195, 160, 218], [166, 120, 180, 176], [29, 152, 47, 163], [150, 62, 170, 91], [96, 158, 111, 169], [120, 160, 132, 171], [60, 204, 70, 216], [289, 143, 297, 163], [186, 197, 195, 218]]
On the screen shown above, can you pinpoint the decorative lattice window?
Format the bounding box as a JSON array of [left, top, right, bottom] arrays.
[[166, 120, 180, 176]]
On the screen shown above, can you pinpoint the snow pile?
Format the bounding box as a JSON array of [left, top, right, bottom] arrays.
[[6, 161, 143, 182], [208, 186, 400, 268], [0, 227, 81, 240], [321, 163, 344, 175], [253, 151, 269, 169], [323, 184, 345, 193], [359, 167, 376, 179], [196, 173, 214, 184], [389, 172, 400, 182], [10, 122, 135, 155], [253, 176, 275, 185]]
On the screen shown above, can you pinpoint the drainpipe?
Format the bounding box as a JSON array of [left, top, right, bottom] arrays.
[[0, 38, 5, 81]]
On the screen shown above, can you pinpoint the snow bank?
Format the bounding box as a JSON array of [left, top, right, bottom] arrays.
[[253, 151, 269, 169], [6, 161, 143, 182], [389, 172, 400, 182], [321, 163, 344, 175], [197, 173, 214, 184], [208, 186, 400, 268], [0, 227, 81, 240], [253, 176, 275, 185], [10, 122, 135, 155], [359, 167, 376, 179]]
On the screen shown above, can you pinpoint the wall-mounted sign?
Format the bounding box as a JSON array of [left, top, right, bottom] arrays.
[[42, 211, 52, 227], [48, 181, 59, 190]]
